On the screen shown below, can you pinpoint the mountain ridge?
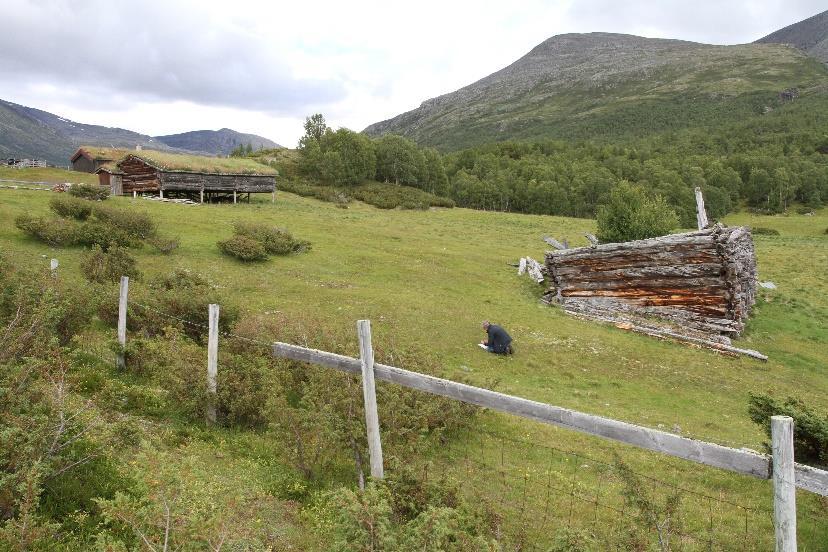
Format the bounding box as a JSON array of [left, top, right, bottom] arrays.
[[755, 9, 828, 63], [0, 99, 279, 165]]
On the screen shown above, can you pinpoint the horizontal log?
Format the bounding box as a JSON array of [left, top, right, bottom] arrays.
[[271, 342, 774, 480], [559, 277, 726, 292], [549, 231, 719, 258], [551, 263, 724, 280]]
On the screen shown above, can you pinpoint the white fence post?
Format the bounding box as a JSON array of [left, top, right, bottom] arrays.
[[206, 304, 219, 424], [357, 320, 384, 480], [116, 276, 129, 369], [772, 415, 796, 552], [695, 186, 709, 230], [50, 258, 58, 277]]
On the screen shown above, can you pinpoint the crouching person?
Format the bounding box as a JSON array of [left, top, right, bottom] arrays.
[[481, 320, 513, 354]]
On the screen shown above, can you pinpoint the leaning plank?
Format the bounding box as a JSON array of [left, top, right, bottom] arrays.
[[271, 342, 771, 479], [563, 310, 767, 361], [543, 236, 567, 250]]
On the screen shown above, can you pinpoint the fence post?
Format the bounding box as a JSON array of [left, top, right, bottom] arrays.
[[50, 258, 58, 277], [206, 304, 219, 424], [116, 276, 129, 370], [695, 186, 709, 230], [772, 415, 796, 552], [357, 320, 384, 480]]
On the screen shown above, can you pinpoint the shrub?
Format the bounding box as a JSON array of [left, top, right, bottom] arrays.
[[93, 205, 157, 239], [80, 244, 141, 284], [15, 214, 77, 246], [218, 234, 268, 261], [50, 195, 94, 220], [147, 236, 180, 255], [68, 183, 110, 201], [351, 183, 455, 210], [233, 222, 310, 255], [795, 206, 814, 215], [751, 226, 780, 236], [596, 182, 679, 242], [748, 393, 828, 466], [73, 221, 137, 250]]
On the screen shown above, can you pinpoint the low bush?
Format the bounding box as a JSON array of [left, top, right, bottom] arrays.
[[233, 222, 310, 255], [748, 392, 828, 466], [73, 220, 137, 250], [147, 236, 180, 254], [596, 182, 678, 242], [352, 183, 455, 210], [279, 179, 352, 207], [751, 226, 780, 236], [218, 234, 268, 261], [80, 244, 141, 284], [50, 195, 94, 220], [93, 205, 157, 239], [15, 214, 78, 246], [795, 206, 814, 215], [68, 183, 110, 201]]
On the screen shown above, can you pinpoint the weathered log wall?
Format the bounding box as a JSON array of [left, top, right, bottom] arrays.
[[544, 225, 757, 343], [120, 157, 160, 193]]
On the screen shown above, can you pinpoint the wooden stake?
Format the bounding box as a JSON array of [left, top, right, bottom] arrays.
[[117, 276, 129, 370], [357, 320, 384, 479], [50, 258, 58, 277], [233, 190, 237, 204], [132, 190, 137, 199], [206, 304, 219, 424], [200, 188, 204, 204], [695, 187, 709, 230], [159, 188, 164, 199], [772, 416, 796, 552]]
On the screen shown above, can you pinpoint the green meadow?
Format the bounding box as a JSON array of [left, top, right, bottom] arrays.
[[1, 181, 826, 548]]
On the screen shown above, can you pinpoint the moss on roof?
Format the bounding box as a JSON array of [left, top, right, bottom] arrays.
[[124, 151, 278, 176], [94, 162, 124, 175], [74, 146, 133, 162]]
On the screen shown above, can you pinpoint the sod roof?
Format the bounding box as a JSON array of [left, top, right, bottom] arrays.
[[123, 151, 278, 176], [72, 146, 133, 162]]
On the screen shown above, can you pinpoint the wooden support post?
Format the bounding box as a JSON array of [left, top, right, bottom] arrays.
[[272, 189, 275, 203], [357, 320, 384, 479], [132, 190, 137, 199], [772, 416, 796, 552], [159, 188, 164, 200], [695, 186, 709, 230], [233, 190, 237, 204], [50, 258, 58, 277], [200, 188, 204, 204], [206, 304, 219, 424], [117, 276, 129, 370]]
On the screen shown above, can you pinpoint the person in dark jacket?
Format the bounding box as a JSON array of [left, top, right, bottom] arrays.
[[481, 321, 513, 354]]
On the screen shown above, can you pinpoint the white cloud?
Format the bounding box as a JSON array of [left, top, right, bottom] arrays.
[[0, 0, 824, 147]]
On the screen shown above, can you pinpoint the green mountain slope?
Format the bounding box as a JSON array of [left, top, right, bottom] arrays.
[[756, 9, 828, 64], [363, 33, 828, 151], [153, 128, 281, 156]]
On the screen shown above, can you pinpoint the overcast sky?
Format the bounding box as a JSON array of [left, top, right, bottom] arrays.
[[1, 0, 825, 147]]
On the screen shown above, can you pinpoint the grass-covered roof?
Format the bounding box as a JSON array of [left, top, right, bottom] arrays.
[[124, 151, 278, 176], [73, 146, 133, 162]]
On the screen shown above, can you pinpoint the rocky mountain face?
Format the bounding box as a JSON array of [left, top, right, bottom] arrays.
[[364, 32, 828, 151], [154, 128, 281, 156], [755, 9, 828, 64], [0, 99, 279, 165]]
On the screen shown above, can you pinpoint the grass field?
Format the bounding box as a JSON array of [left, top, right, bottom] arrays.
[[1, 177, 826, 548], [0, 166, 97, 184]]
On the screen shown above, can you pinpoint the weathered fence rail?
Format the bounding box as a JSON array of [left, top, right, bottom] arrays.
[[270, 340, 828, 496]]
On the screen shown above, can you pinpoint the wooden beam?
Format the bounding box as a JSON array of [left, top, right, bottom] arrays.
[[117, 276, 128, 370], [206, 304, 219, 424], [772, 416, 796, 551], [357, 320, 384, 479], [695, 187, 709, 230], [543, 236, 567, 250]]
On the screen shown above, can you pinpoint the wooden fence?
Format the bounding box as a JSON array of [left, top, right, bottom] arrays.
[[113, 276, 827, 550]]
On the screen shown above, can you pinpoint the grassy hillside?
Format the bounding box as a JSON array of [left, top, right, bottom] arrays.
[[0, 166, 97, 184], [1, 185, 826, 548], [364, 35, 828, 151]]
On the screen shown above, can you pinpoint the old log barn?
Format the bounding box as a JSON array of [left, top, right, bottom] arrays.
[[95, 163, 124, 192], [544, 225, 757, 349], [70, 147, 131, 173], [115, 151, 277, 203]]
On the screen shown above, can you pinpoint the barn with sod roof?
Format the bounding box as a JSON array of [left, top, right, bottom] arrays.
[[115, 151, 277, 203], [70, 146, 132, 173]]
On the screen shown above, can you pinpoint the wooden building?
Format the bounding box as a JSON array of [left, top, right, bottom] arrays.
[[544, 224, 757, 346], [115, 151, 277, 202], [70, 147, 130, 173], [95, 164, 124, 194]]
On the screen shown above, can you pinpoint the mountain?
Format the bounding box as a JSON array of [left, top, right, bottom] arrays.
[[364, 32, 828, 151], [755, 10, 828, 64], [0, 99, 170, 166], [154, 129, 281, 156], [0, 99, 280, 165]]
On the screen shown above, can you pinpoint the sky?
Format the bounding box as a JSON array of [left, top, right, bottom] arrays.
[[1, 0, 825, 147]]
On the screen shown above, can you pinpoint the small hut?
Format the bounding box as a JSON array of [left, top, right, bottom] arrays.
[[115, 151, 277, 202], [95, 164, 124, 194], [70, 147, 131, 173]]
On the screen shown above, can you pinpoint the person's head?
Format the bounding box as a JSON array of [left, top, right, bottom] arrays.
[[482, 320, 490, 331]]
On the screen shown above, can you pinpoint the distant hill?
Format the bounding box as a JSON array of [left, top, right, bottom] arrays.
[[0, 99, 280, 165], [364, 32, 828, 151], [756, 9, 828, 64], [0, 99, 170, 166], [154, 129, 281, 156]]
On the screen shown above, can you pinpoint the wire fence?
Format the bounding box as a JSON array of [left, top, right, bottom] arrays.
[[90, 293, 828, 550]]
